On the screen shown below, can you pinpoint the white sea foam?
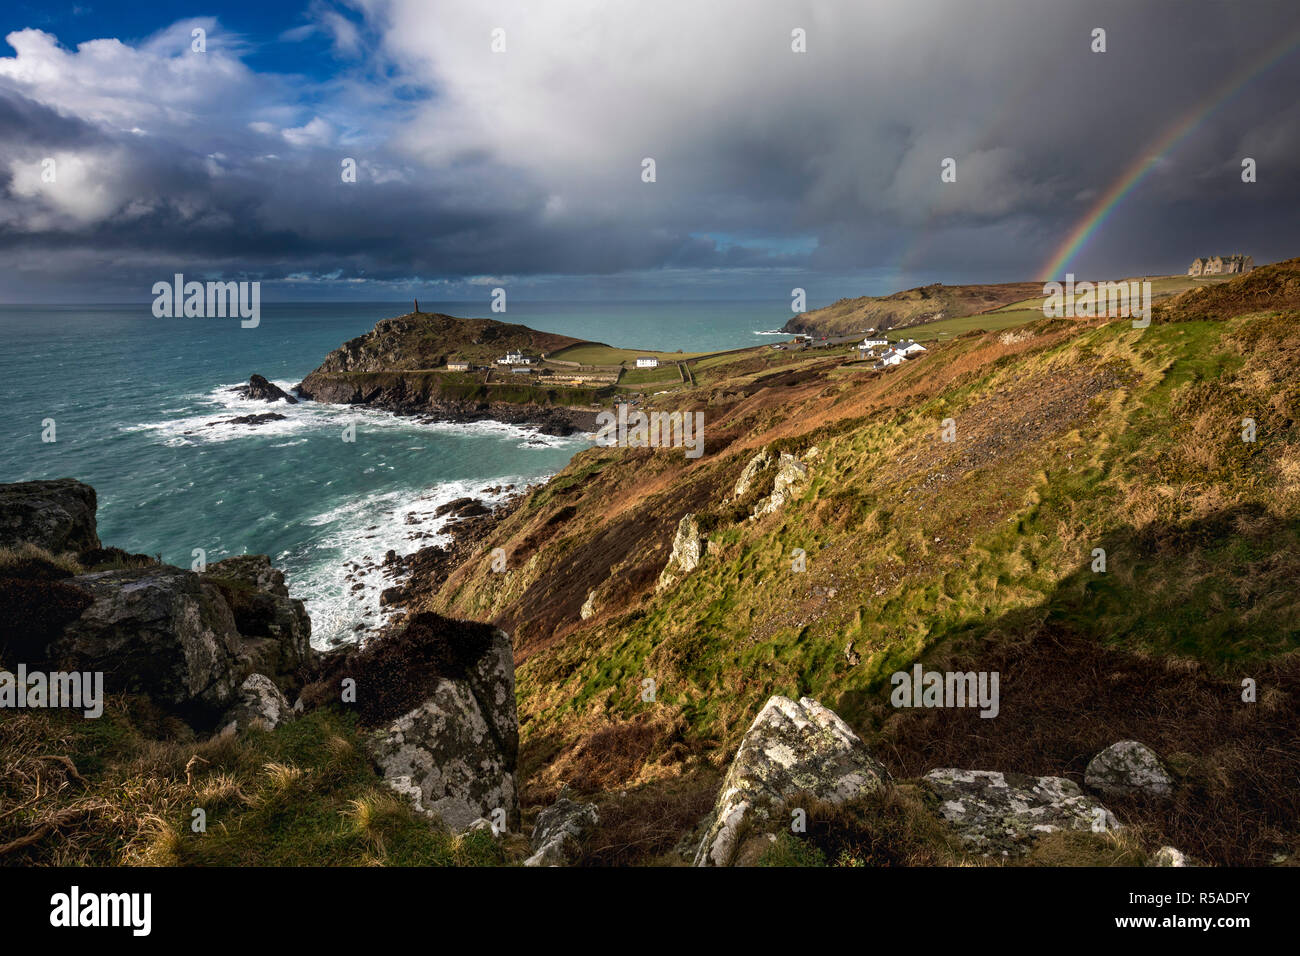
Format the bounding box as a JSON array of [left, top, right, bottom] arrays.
[[125, 379, 587, 646], [288, 476, 540, 649], [125, 381, 591, 449]]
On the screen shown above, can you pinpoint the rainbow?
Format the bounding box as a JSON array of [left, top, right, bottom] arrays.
[[1039, 23, 1300, 283]]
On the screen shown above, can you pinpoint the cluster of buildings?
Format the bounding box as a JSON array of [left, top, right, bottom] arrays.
[[496, 350, 534, 366], [859, 336, 926, 369], [1188, 254, 1253, 276]]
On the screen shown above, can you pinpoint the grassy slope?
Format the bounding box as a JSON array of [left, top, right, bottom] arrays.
[[786, 281, 1046, 337], [419, 259, 1300, 865]]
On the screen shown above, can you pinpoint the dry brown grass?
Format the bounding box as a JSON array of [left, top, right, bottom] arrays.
[[574, 773, 720, 866]]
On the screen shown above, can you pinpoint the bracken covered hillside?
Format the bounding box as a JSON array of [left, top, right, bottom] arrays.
[[416, 259, 1300, 866]]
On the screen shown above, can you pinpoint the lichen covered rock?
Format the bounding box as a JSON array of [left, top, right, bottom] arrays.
[[656, 513, 705, 591], [524, 794, 599, 867], [923, 768, 1121, 857], [731, 448, 775, 499], [360, 616, 520, 833], [694, 695, 890, 866], [1150, 846, 1190, 867], [1085, 740, 1174, 800], [0, 479, 101, 554], [752, 453, 809, 517], [50, 565, 251, 719], [202, 554, 312, 682], [220, 673, 291, 734]]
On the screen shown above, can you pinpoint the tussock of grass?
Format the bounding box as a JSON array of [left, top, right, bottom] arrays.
[[0, 698, 505, 867], [0, 542, 84, 578]]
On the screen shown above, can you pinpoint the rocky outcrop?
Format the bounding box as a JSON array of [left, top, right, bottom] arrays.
[[220, 673, 291, 734], [694, 695, 891, 866], [731, 448, 775, 499], [524, 793, 599, 867], [751, 453, 809, 517], [201, 555, 311, 686], [348, 613, 520, 833], [49, 565, 252, 720], [922, 769, 1121, 857], [656, 514, 705, 591], [234, 374, 298, 404], [1084, 740, 1174, 800], [2, 482, 309, 724], [0, 479, 100, 554]]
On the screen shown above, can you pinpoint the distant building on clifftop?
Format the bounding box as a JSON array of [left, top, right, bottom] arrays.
[[1189, 254, 1253, 276]]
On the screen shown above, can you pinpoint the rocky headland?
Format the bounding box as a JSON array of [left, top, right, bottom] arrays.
[[295, 312, 606, 436]]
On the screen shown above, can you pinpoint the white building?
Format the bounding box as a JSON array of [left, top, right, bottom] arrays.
[[897, 340, 927, 355], [497, 351, 532, 365], [635, 356, 659, 368], [861, 337, 888, 348], [876, 349, 906, 367]]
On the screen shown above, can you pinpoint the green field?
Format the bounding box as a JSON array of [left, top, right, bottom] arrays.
[[548, 343, 711, 367], [617, 364, 684, 386]]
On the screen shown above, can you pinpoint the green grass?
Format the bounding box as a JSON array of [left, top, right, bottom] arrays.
[[0, 703, 509, 867], [618, 365, 683, 387], [548, 343, 713, 366]]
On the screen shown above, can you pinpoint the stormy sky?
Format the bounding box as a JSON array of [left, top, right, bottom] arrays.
[[1, 0, 1298, 304]]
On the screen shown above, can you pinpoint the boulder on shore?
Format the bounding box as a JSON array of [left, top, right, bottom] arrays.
[[694, 695, 890, 866], [1, 480, 310, 725]]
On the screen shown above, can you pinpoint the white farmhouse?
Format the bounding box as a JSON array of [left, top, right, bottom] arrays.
[[861, 336, 888, 348], [896, 340, 927, 355], [635, 356, 659, 368], [875, 349, 907, 368], [496, 351, 532, 366]]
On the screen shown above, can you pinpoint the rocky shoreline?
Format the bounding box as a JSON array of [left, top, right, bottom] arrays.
[[294, 376, 601, 437], [371, 487, 532, 621]]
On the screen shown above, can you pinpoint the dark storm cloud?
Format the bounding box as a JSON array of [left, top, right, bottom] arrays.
[[1, 0, 1299, 302]]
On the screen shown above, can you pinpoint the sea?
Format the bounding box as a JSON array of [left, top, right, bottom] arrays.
[[0, 300, 788, 646]]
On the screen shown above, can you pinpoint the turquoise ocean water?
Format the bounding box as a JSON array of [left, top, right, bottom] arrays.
[[0, 300, 786, 644]]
